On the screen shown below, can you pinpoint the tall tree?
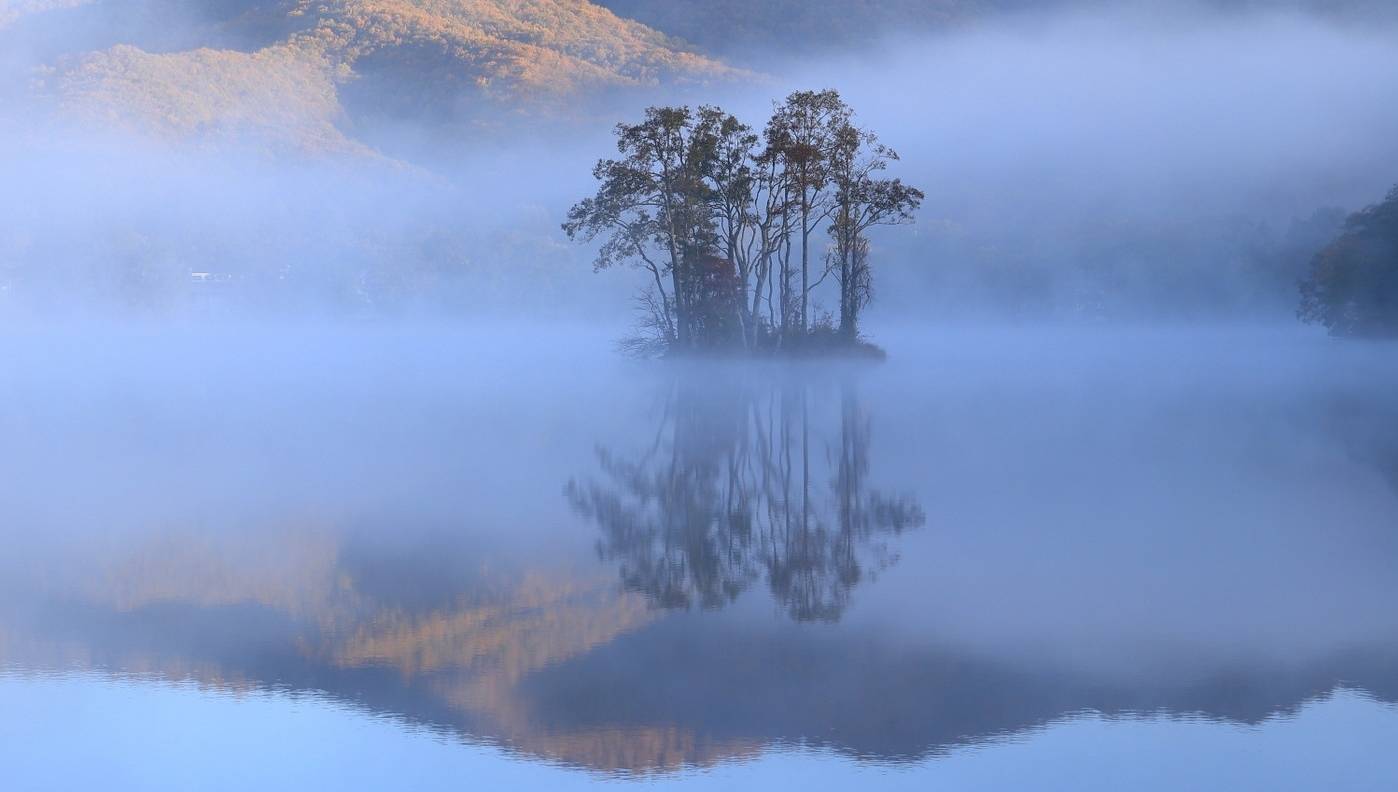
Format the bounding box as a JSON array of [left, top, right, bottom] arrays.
[[766, 90, 850, 338], [827, 123, 924, 339], [693, 106, 761, 348], [747, 148, 794, 346], [563, 106, 716, 350]]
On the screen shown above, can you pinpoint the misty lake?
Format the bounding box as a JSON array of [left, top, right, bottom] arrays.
[[3, 324, 1398, 790]]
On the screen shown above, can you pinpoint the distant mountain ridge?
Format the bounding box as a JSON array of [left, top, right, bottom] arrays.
[[593, 0, 991, 59], [4, 0, 1393, 155], [3, 0, 740, 155], [594, 0, 1398, 61]]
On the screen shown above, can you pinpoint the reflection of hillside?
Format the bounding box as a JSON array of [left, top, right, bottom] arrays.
[[569, 375, 925, 622], [1, 524, 723, 772], [6, 508, 1398, 775], [516, 726, 761, 776], [329, 575, 650, 679], [87, 527, 344, 617], [520, 613, 1398, 765]]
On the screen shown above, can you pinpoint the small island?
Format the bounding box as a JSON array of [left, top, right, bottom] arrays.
[[564, 89, 923, 358]]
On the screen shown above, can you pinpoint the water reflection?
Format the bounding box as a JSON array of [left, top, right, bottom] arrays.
[[6, 513, 1398, 778], [567, 373, 924, 621], [2, 353, 1398, 778], [0, 524, 681, 770]]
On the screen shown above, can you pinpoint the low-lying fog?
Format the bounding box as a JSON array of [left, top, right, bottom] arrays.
[[2, 5, 1396, 322]]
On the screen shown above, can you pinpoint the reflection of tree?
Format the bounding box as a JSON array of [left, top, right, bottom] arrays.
[[566, 376, 924, 622]]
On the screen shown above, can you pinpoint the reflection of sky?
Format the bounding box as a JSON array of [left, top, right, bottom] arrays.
[[5, 671, 1396, 791]]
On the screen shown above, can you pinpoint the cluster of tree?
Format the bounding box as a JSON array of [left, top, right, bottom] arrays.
[[564, 89, 923, 356], [565, 376, 924, 622], [1299, 185, 1398, 336]]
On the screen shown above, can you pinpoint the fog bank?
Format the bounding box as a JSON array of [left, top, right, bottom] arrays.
[[1, 4, 1395, 325]]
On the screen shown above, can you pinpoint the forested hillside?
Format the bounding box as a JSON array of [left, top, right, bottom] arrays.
[[4, 0, 738, 153], [9, 0, 1392, 149]]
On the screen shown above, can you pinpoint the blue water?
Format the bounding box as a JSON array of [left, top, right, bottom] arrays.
[[2, 324, 1396, 790]]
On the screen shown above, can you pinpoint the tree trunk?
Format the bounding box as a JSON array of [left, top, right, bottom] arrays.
[[751, 249, 770, 345], [800, 192, 809, 337], [838, 225, 857, 340], [667, 256, 689, 346], [657, 147, 693, 350], [731, 229, 753, 351], [778, 182, 792, 346]]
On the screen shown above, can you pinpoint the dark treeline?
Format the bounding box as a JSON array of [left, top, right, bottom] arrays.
[[1299, 184, 1398, 337], [564, 89, 923, 357]]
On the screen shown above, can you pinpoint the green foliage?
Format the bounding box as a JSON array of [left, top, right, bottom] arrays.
[[1299, 185, 1398, 337]]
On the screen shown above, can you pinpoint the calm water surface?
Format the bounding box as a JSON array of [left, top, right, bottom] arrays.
[[2, 324, 1397, 790]]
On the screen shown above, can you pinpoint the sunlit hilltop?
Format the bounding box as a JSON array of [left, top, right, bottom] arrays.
[[6, 0, 741, 152]]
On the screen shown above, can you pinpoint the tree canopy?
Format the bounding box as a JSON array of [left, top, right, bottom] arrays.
[[1299, 185, 1398, 337], [563, 89, 923, 356]]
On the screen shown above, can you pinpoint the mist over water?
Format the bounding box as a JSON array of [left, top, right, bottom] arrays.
[[3, 2, 1398, 789], [4, 323, 1398, 787], [2, 5, 1397, 321]]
